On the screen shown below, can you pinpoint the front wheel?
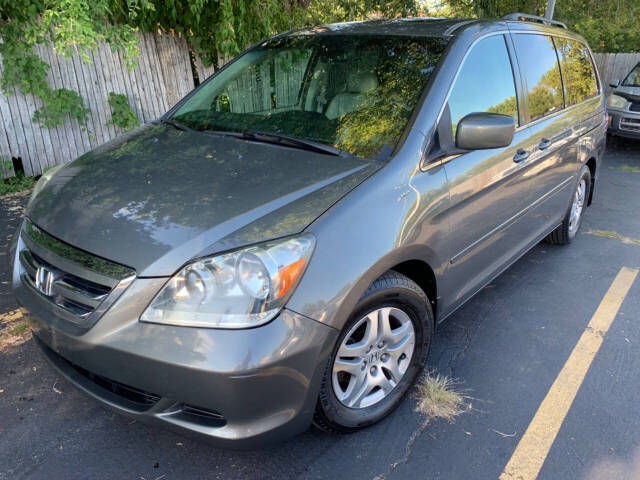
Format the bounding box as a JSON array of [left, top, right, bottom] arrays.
[[545, 164, 591, 245], [313, 271, 433, 433]]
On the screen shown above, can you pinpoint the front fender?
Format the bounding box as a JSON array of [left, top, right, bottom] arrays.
[[286, 132, 451, 331]]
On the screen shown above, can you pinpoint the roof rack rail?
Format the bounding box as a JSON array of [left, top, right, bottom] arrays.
[[442, 19, 477, 37], [502, 13, 567, 29]]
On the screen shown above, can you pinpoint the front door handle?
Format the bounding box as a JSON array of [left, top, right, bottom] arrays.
[[513, 148, 529, 163], [538, 138, 551, 150]]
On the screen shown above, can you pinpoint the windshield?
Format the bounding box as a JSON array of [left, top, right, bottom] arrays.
[[622, 63, 640, 87], [172, 34, 447, 158]]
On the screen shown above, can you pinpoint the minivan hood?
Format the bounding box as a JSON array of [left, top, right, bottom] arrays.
[[27, 124, 380, 276], [615, 85, 640, 101]]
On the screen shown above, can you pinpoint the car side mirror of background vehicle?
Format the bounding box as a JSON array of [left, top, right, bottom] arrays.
[[609, 79, 620, 88], [455, 112, 516, 150]]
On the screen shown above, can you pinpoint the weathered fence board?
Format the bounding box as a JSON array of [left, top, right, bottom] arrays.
[[196, 56, 217, 83], [593, 53, 640, 97], [0, 32, 199, 177]]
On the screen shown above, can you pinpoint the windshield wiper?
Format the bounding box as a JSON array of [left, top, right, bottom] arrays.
[[207, 129, 353, 158], [244, 131, 353, 158], [175, 124, 354, 158], [162, 118, 190, 131]]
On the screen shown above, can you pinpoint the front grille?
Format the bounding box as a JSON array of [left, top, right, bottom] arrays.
[[620, 117, 640, 132], [70, 361, 162, 408], [36, 335, 228, 426], [21, 250, 111, 317], [18, 218, 135, 328], [36, 336, 161, 411], [179, 404, 227, 427], [629, 102, 640, 112]]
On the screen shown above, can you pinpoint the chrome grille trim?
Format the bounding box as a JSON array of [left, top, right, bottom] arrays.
[[18, 218, 136, 328], [22, 219, 134, 283], [53, 279, 108, 310], [620, 117, 640, 132]]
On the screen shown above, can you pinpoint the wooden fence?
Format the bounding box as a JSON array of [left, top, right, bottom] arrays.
[[593, 53, 640, 97], [0, 32, 209, 177], [1, 47, 639, 178]]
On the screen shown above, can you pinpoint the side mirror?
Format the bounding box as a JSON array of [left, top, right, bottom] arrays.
[[609, 79, 620, 88], [455, 113, 516, 150]]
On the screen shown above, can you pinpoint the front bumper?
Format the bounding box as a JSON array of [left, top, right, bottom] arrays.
[[11, 238, 337, 449], [608, 107, 640, 139]]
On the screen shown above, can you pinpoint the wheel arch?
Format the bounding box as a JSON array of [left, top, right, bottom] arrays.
[[390, 259, 438, 321], [334, 245, 442, 333]]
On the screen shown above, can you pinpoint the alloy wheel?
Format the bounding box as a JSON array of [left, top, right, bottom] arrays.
[[332, 307, 415, 409], [569, 178, 587, 236]]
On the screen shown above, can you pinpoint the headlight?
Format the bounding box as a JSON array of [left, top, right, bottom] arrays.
[[607, 94, 628, 109], [28, 164, 64, 208], [140, 234, 315, 328]]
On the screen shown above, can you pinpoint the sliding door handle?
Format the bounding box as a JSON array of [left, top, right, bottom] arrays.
[[513, 148, 529, 163]]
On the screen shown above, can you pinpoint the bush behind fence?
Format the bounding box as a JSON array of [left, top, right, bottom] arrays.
[[0, 32, 215, 178]]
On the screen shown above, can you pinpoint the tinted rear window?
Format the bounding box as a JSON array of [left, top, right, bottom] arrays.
[[514, 34, 564, 121], [555, 38, 598, 106]]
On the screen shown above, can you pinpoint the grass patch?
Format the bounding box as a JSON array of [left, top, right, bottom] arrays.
[[616, 165, 640, 173], [587, 229, 640, 246], [0, 309, 31, 350], [373, 373, 472, 480], [1, 172, 36, 196], [10, 322, 29, 336], [414, 372, 470, 421]]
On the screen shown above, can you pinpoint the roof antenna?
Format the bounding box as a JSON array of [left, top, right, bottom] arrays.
[[545, 0, 556, 19]]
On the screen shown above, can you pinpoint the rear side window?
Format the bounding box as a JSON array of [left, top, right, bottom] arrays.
[[513, 34, 564, 121], [448, 35, 518, 135], [555, 38, 598, 105]]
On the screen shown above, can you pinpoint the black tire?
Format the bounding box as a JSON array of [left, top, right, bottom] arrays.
[[313, 271, 433, 433], [545, 164, 591, 245]]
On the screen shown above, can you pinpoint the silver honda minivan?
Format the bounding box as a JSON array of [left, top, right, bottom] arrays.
[[10, 14, 606, 448]]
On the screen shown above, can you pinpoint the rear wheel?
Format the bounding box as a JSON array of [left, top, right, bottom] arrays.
[[313, 271, 433, 432], [545, 164, 591, 245]]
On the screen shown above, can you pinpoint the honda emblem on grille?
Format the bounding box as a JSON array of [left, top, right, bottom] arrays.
[[35, 266, 55, 296]]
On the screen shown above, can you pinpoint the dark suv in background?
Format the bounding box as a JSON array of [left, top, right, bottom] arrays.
[[607, 62, 640, 139], [10, 14, 605, 448]]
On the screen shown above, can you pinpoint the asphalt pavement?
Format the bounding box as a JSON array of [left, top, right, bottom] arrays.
[[1, 137, 639, 480]]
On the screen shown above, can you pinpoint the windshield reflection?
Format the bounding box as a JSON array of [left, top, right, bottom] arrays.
[[172, 34, 447, 158]]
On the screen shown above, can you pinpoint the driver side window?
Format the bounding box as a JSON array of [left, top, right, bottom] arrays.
[[448, 35, 519, 136]]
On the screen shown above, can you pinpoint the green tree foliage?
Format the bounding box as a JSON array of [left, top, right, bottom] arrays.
[[0, 0, 418, 130], [333, 39, 444, 157], [429, 0, 640, 52], [107, 92, 139, 130], [555, 38, 598, 104], [0, 0, 140, 127], [556, 0, 640, 53], [126, 0, 417, 67], [488, 37, 599, 120], [487, 95, 518, 117]]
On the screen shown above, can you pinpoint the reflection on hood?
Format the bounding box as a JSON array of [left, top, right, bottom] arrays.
[[28, 124, 381, 276]]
